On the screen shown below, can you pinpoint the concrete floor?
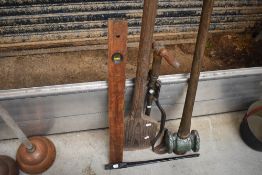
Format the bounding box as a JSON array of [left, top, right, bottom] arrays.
[[0, 111, 261, 175]]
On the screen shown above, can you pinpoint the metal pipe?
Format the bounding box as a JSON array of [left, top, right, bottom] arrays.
[[0, 106, 34, 151], [178, 0, 214, 139]]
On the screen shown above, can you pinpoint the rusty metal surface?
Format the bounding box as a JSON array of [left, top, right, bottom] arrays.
[[0, 0, 261, 55]]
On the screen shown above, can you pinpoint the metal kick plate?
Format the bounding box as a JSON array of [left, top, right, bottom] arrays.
[[0, 67, 261, 140]]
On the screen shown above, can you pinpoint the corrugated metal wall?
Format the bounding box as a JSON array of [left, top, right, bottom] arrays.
[[0, 0, 261, 56]]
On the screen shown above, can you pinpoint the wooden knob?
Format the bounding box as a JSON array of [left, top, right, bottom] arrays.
[[0, 155, 19, 175], [16, 136, 56, 174]]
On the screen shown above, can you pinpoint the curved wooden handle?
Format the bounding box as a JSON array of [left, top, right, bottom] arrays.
[[159, 48, 180, 68], [153, 42, 180, 68]]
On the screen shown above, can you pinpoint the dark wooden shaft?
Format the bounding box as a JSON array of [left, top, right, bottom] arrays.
[[178, 0, 214, 139], [151, 53, 162, 78], [108, 20, 127, 163], [131, 0, 158, 118]]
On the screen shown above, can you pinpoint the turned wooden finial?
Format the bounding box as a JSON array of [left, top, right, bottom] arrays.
[[16, 136, 56, 174], [0, 155, 19, 175]]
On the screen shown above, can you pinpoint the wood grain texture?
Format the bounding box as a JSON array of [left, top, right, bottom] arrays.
[[125, 0, 159, 149], [130, 0, 158, 118], [178, 0, 214, 139], [125, 117, 158, 150], [0, 155, 19, 175], [16, 136, 56, 174], [108, 20, 127, 163]]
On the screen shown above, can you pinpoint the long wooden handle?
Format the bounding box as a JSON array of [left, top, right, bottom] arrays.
[[108, 20, 128, 163], [131, 0, 158, 118], [178, 0, 214, 139]]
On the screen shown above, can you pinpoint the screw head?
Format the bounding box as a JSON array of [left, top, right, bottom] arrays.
[[149, 89, 154, 94]]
